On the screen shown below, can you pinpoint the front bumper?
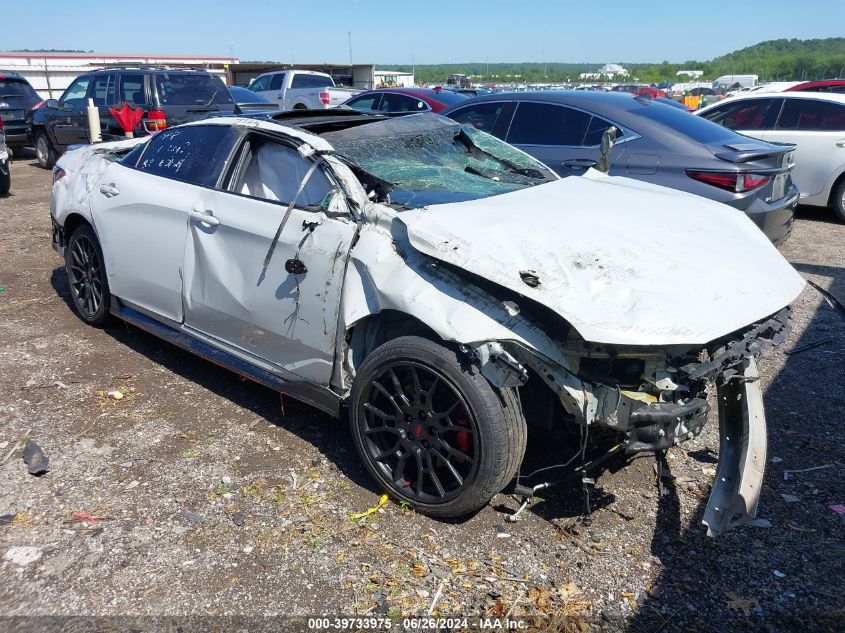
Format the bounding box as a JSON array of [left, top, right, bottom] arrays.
[[51, 216, 66, 256]]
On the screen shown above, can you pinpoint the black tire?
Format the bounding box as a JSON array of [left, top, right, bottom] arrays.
[[349, 335, 527, 518], [292, 103, 307, 110], [833, 179, 845, 224], [65, 224, 111, 326], [0, 159, 9, 195], [34, 130, 56, 170]]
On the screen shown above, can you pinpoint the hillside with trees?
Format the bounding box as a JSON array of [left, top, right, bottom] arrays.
[[381, 38, 845, 84]]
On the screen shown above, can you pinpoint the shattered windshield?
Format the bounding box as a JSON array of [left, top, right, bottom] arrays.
[[322, 114, 557, 208]]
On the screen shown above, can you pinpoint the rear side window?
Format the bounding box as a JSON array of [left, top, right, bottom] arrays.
[[697, 99, 774, 131], [379, 93, 428, 113], [118, 74, 146, 105], [583, 115, 621, 146], [135, 125, 237, 187], [776, 99, 845, 131], [507, 102, 591, 146], [448, 102, 506, 134], [291, 74, 332, 89], [346, 93, 380, 111], [154, 73, 233, 105]]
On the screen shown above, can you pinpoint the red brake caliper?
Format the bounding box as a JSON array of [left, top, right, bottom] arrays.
[[455, 410, 471, 455]]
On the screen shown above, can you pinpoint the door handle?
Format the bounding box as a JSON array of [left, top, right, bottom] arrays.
[[562, 159, 597, 169], [836, 139, 845, 148], [190, 210, 220, 226], [99, 183, 120, 198]]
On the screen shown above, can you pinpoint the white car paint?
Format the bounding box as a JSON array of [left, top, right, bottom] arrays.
[[402, 170, 804, 347], [697, 92, 845, 207]]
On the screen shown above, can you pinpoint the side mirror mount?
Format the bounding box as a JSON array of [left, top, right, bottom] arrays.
[[596, 126, 618, 173], [46, 99, 59, 109]]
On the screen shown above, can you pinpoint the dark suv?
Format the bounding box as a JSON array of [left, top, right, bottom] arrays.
[[0, 71, 43, 153], [29, 67, 236, 168]]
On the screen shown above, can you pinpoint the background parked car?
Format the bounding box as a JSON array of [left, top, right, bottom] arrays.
[[612, 83, 666, 98], [697, 92, 845, 222], [0, 71, 43, 153], [247, 70, 360, 111], [29, 67, 236, 169], [342, 88, 468, 115], [444, 91, 799, 244], [0, 121, 9, 194], [785, 79, 845, 94], [228, 86, 279, 114]]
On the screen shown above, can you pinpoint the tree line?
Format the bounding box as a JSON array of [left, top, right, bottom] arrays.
[[379, 38, 845, 84]]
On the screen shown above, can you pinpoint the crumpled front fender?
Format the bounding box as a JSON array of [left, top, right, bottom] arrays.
[[703, 356, 767, 537]]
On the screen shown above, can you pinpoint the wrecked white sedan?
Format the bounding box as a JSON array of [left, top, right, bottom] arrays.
[[50, 112, 805, 535]]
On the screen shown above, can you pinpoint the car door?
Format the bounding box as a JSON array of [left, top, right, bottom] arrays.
[[182, 131, 357, 385], [760, 98, 845, 198], [53, 76, 92, 147], [505, 101, 613, 176], [90, 124, 239, 323], [267, 73, 288, 107]]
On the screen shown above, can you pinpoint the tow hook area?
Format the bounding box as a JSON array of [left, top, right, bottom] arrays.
[[624, 399, 710, 454]]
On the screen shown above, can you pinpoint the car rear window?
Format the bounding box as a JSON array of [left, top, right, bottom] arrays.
[[291, 74, 334, 89], [154, 73, 233, 106], [0, 78, 39, 98], [634, 99, 737, 143], [429, 91, 468, 106]]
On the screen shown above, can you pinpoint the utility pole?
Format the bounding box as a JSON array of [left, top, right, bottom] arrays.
[[348, 31, 353, 66]]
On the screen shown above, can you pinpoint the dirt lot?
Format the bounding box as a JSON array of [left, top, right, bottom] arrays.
[[0, 154, 843, 632]]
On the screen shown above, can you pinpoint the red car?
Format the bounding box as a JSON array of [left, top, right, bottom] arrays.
[[785, 80, 845, 94], [342, 87, 469, 114], [611, 84, 667, 99]]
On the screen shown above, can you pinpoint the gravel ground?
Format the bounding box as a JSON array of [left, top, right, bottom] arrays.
[[0, 154, 843, 632]]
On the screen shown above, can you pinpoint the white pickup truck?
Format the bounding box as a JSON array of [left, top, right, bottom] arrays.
[[247, 70, 361, 111]]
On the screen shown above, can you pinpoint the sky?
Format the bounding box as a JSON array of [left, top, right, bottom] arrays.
[[2, 0, 844, 65]]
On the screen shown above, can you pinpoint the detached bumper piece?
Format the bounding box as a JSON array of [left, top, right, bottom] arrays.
[[703, 357, 767, 537], [680, 307, 791, 385]]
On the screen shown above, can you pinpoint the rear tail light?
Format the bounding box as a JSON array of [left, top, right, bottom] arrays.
[[143, 109, 167, 132], [52, 167, 66, 184], [319, 91, 330, 105], [31, 100, 46, 111], [686, 170, 771, 193], [0, 118, 4, 131]]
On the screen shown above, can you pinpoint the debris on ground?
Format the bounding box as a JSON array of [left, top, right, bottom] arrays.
[[21, 439, 49, 475], [349, 494, 388, 521], [2, 546, 43, 567]]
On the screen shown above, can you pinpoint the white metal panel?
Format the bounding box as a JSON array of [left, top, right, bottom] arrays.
[[400, 171, 805, 346]]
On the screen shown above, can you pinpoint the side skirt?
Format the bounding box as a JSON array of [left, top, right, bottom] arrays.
[[111, 301, 342, 418]]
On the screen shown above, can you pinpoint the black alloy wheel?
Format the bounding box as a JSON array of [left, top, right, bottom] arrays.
[[350, 336, 526, 517], [65, 225, 111, 325], [359, 360, 479, 504]]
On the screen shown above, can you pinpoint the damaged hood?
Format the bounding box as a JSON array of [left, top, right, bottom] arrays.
[[399, 171, 805, 346]]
